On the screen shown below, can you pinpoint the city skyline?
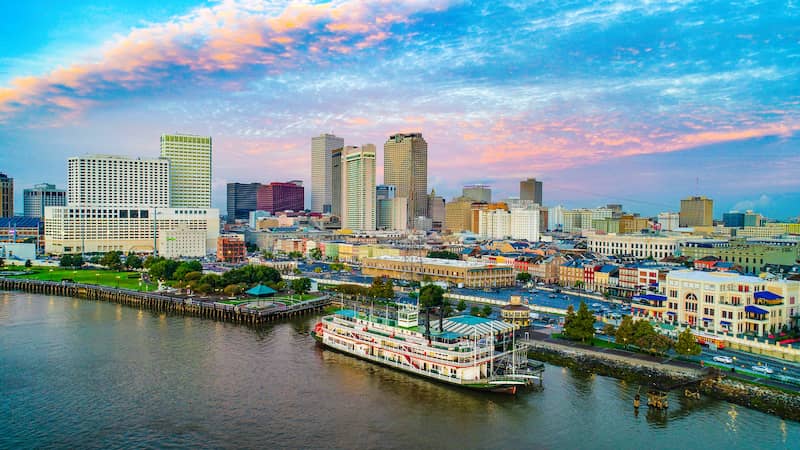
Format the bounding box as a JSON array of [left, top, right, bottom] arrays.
[[1, 1, 799, 218]]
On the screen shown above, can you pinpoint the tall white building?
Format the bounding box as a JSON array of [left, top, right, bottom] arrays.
[[509, 208, 541, 242], [47, 152, 218, 258], [311, 133, 344, 213], [160, 134, 212, 208], [341, 145, 376, 231], [479, 208, 541, 241], [548, 205, 565, 231], [68, 155, 170, 207], [658, 212, 680, 231], [478, 209, 511, 240]]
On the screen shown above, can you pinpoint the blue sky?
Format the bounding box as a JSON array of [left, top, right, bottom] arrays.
[[0, 0, 798, 219]]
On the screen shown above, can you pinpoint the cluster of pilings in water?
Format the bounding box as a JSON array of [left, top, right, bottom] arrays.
[[0, 278, 331, 325]]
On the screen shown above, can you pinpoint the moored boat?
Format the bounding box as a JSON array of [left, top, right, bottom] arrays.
[[313, 303, 543, 393]]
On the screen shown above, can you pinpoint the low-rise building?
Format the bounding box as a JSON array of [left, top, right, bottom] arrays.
[[362, 255, 515, 288], [680, 239, 800, 275], [587, 233, 685, 260], [632, 270, 800, 337], [217, 234, 246, 263]]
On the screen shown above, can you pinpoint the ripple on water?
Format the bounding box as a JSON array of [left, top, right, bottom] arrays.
[[1, 292, 798, 450]]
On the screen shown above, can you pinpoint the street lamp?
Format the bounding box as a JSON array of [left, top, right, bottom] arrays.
[[116, 275, 120, 289], [48, 268, 53, 281]]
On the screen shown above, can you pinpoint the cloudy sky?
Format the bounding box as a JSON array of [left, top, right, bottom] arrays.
[[1, 0, 798, 219]]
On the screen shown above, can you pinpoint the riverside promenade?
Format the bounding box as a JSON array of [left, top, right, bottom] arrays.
[[0, 278, 331, 325]]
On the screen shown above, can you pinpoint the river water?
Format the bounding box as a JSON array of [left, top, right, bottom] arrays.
[[1, 292, 798, 449]]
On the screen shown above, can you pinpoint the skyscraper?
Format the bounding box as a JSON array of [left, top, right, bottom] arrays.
[[226, 182, 261, 223], [23, 183, 66, 218], [520, 178, 543, 205], [462, 184, 491, 203], [383, 132, 428, 223], [311, 133, 344, 213], [330, 147, 343, 217], [256, 181, 304, 214], [0, 173, 13, 217], [679, 196, 714, 228], [160, 133, 212, 208], [341, 145, 376, 231]]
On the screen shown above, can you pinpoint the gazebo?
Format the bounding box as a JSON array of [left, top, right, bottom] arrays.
[[246, 284, 277, 298]]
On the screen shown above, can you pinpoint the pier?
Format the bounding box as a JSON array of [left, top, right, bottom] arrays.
[[0, 278, 332, 325]]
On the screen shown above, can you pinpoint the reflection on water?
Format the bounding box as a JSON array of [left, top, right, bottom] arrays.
[[1, 292, 798, 450]]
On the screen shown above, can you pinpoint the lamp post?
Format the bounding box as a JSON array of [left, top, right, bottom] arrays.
[[48, 268, 53, 282], [116, 275, 121, 289]]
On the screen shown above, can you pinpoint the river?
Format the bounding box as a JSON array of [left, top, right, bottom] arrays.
[[1, 292, 798, 449]]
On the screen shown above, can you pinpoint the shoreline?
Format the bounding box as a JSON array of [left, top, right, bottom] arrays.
[[526, 336, 800, 422], [0, 277, 330, 325]]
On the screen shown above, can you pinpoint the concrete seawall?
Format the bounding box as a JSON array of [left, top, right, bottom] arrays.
[[0, 278, 331, 325], [527, 338, 800, 422]]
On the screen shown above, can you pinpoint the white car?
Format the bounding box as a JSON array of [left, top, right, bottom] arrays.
[[713, 355, 733, 364], [752, 365, 774, 375]]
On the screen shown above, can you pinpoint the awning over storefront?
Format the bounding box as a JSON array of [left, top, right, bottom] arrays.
[[666, 312, 676, 316], [745, 305, 768, 315], [720, 320, 732, 326], [754, 291, 782, 300], [702, 317, 713, 322]]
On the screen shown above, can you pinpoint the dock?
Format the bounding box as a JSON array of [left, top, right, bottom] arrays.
[[0, 278, 332, 325]]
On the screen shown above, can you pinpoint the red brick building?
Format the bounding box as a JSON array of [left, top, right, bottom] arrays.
[[217, 235, 246, 263], [257, 181, 304, 214]]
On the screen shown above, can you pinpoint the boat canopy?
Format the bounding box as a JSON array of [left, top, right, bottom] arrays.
[[443, 315, 516, 337]]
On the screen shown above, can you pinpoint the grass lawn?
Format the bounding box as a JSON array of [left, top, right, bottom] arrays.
[[3, 265, 155, 291]]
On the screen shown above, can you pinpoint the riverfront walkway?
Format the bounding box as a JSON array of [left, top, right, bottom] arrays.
[[0, 278, 332, 325], [522, 330, 705, 378]]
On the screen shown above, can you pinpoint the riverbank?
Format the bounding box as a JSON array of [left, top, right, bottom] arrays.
[[525, 333, 800, 422], [0, 278, 330, 325]]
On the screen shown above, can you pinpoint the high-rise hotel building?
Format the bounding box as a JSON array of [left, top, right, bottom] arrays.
[[311, 133, 344, 213], [45, 154, 218, 257], [383, 133, 427, 223], [160, 134, 212, 208], [341, 145, 376, 231]]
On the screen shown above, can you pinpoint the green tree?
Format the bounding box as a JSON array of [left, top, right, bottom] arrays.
[[100, 251, 123, 270], [0, 257, 4, 268], [632, 320, 658, 351], [291, 277, 312, 296], [481, 304, 493, 318], [223, 284, 244, 297], [125, 253, 143, 270], [574, 280, 585, 290], [457, 299, 467, 312], [564, 301, 595, 343], [516, 272, 532, 284], [602, 323, 616, 337], [309, 248, 322, 260], [615, 315, 635, 347], [24, 259, 32, 268], [183, 271, 203, 282], [382, 278, 395, 300], [419, 284, 445, 340], [426, 250, 460, 260], [262, 251, 274, 260], [563, 304, 575, 334], [470, 306, 480, 317], [288, 251, 303, 260], [675, 327, 701, 356]]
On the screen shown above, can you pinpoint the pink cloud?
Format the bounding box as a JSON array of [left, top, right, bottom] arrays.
[[0, 0, 456, 123]]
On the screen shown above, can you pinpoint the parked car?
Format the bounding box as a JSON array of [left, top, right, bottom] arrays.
[[713, 355, 733, 364], [752, 365, 774, 375]]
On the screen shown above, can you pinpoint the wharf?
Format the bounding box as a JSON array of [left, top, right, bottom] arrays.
[[0, 278, 331, 325]]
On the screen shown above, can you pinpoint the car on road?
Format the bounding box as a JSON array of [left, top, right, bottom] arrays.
[[712, 355, 733, 364], [752, 365, 774, 375]]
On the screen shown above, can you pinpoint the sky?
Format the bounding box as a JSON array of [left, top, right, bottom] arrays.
[[0, 0, 798, 219]]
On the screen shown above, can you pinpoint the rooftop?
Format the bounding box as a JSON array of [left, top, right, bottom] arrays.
[[366, 255, 501, 269], [667, 269, 763, 284]]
